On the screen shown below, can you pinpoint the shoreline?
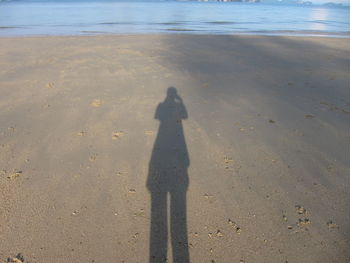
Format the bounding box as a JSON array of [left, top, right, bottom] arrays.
[[1, 31, 350, 39]]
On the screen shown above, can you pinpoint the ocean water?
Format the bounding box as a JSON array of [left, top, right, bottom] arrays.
[[0, 0, 349, 37]]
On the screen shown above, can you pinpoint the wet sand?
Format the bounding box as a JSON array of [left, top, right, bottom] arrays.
[[0, 35, 349, 263]]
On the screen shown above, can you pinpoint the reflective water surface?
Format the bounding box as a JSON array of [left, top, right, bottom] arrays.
[[0, 1, 349, 37]]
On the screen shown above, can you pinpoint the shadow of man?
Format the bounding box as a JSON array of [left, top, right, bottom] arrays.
[[147, 87, 190, 263]]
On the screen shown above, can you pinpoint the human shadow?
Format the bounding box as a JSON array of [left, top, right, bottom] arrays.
[[147, 87, 190, 263]]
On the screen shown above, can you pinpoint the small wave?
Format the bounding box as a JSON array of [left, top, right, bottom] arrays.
[[158, 22, 184, 25], [235, 29, 350, 37], [206, 21, 236, 25], [166, 28, 197, 32], [311, 20, 328, 24], [80, 30, 106, 34], [0, 26, 22, 29], [99, 22, 133, 25]]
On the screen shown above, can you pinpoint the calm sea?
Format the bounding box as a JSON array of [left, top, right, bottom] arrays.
[[0, 0, 349, 37]]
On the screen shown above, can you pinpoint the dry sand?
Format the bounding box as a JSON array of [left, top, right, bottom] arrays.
[[0, 35, 349, 263]]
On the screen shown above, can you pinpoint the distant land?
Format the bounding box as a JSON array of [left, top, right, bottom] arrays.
[[182, 0, 349, 7], [195, 0, 346, 6]]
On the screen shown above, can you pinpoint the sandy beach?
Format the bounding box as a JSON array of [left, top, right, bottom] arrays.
[[0, 35, 349, 263]]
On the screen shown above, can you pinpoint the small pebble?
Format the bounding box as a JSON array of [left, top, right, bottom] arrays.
[[295, 205, 306, 214], [72, 210, 79, 216], [112, 131, 124, 140], [90, 99, 103, 107], [216, 230, 223, 237]]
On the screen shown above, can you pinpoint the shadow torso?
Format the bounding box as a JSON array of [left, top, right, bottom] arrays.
[[147, 98, 189, 193]]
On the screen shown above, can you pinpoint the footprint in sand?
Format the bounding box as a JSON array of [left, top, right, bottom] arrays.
[[216, 230, 224, 237], [6, 170, 23, 179], [7, 253, 25, 263], [90, 99, 103, 107], [326, 220, 338, 230], [282, 206, 310, 231], [203, 193, 213, 199], [89, 154, 98, 162], [297, 218, 311, 227], [223, 156, 234, 170], [128, 188, 136, 194], [77, 131, 87, 136], [228, 219, 241, 234], [295, 205, 307, 214]]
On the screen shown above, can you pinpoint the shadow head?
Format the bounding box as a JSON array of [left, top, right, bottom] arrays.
[[167, 87, 178, 100]]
